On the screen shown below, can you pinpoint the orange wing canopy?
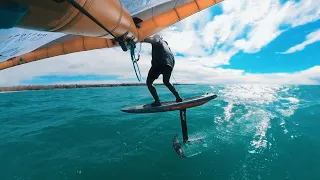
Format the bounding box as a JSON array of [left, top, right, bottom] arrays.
[[0, 0, 223, 71]]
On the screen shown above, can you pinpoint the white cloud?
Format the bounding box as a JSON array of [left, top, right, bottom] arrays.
[[281, 29, 320, 54], [219, 0, 320, 53], [0, 48, 152, 86], [157, 0, 320, 69], [283, 0, 320, 27], [0, 0, 319, 86], [0, 48, 319, 86], [189, 48, 238, 67], [160, 29, 207, 56], [172, 56, 320, 84], [158, 9, 212, 57]]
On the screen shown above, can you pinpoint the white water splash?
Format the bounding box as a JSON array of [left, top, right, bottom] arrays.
[[287, 97, 300, 104], [209, 85, 301, 155], [278, 97, 300, 117], [224, 102, 234, 121], [211, 85, 281, 154], [248, 110, 273, 154]]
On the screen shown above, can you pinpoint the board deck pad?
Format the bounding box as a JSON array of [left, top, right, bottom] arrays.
[[121, 93, 217, 113]]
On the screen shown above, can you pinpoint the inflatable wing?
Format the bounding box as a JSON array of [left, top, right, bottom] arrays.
[[0, 0, 223, 71]]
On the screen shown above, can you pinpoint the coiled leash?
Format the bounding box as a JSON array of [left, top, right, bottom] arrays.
[[128, 41, 142, 82]]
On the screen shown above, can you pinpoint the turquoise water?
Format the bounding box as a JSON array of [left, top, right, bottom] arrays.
[[1, 85, 320, 180]]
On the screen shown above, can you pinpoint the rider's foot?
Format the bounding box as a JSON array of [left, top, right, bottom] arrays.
[[151, 101, 161, 106], [176, 97, 183, 102]]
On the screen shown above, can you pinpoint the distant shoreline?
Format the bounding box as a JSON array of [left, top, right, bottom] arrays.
[[0, 83, 195, 92]]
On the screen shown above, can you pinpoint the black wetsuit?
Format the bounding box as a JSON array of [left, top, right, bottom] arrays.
[[143, 35, 182, 105]]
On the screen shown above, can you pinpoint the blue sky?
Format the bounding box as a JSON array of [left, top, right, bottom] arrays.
[[222, 20, 320, 73], [0, 0, 319, 86]]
